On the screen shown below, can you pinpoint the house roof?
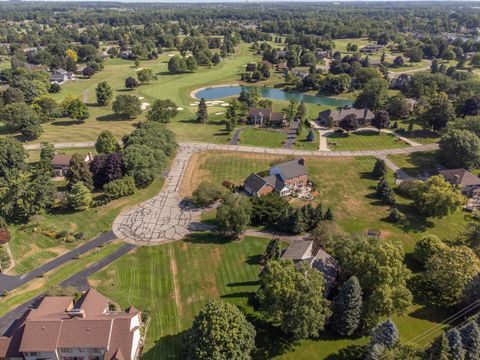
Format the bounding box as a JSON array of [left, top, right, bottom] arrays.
[[248, 108, 273, 117], [0, 228, 11, 244], [439, 168, 480, 187], [51, 154, 73, 167], [311, 248, 340, 286], [272, 159, 307, 180], [270, 112, 285, 122], [19, 320, 63, 352], [263, 175, 287, 192], [318, 107, 374, 122], [244, 173, 270, 193], [282, 240, 313, 260]]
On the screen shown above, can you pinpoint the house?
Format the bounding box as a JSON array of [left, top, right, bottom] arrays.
[[244, 158, 307, 197], [390, 73, 411, 90], [51, 153, 94, 177], [281, 240, 339, 295], [49, 68, 75, 84], [360, 44, 384, 53], [0, 289, 143, 360], [248, 108, 285, 126], [317, 107, 375, 127], [276, 61, 288, 71], [439, 168, 480, 196], [120, 51, 136, 60]]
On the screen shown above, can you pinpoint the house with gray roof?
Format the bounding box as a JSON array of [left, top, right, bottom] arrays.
[[248, 108, 285, 127], [50, 68, 75, 84], [439, 168, 480, 196], [281, 240, 339, 295], [317, 107, 374, 127], [244, 159, 307, 197]]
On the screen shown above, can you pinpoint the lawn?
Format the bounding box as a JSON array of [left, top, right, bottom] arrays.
[[0, 241, 123, 317], [294, 126, 319, 151], [7, 177, 165, 274], [327, 130, 409, 151], [27, 147, 97, 163], [388, 151, 439, 177], [239, 128, 287, 148], [90, 234, 274, 359], [388, 59, 431, 73]]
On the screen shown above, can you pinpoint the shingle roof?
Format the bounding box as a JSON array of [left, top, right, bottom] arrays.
[[282, 240, 313, 260], [51, 154, 73, 167], [263, 175, 287, 192], [273, 159, 307, 180], [318, 107, 374, 122], [248, 108, 273, 118], [439, 168, 480, 187], [19, 320, 62, 352], [244, 173, 269, 193]]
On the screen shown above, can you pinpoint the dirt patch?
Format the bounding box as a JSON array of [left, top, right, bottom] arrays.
[[169, 247, 183, 317], [178, 152, 209, 198]]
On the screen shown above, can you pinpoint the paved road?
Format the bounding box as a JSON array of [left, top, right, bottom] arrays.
[[0, 231, 116, 292], [229, 127, 243, 145], [0, 242, 136, 336], [378, 154, 414, 184], [284, 120, 299, 149]]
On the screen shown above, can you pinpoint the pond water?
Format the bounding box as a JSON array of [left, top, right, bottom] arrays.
[[194, 85, 353, 107]]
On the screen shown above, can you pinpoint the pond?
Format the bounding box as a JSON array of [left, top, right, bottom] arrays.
[[193, 85, 353, 107]]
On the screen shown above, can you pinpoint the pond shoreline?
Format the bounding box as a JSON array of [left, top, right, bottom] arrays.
[[190, 83, 240, 99]]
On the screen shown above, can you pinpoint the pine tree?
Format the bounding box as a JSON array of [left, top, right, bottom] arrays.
[[365, 343, 386, 360], [370, 319, 399, 349], [447, 328, 466, 360], [196, 98, 208, 123], [262, 238, 281, 264], [65, 153, 93, 190], [67, 182, 92, 210], [372, 158, 387, 179], [324, 207, 333, 220], [427, 334, 453, 360], [376, 177, 396, 205], [95, 81, 113, 106], [331, 276, 363, 336], [460, 321, 480, 360]]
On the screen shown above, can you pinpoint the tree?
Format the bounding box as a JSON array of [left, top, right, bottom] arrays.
[[307, 130, 315, 142], [2, 87, 24, 104], [412, 176, 466, 217], [393, 56, 405, 68], [112, 95, 142, 119], [387, 208, 405, 223], [414, 235, 447, 265], [376, 177, 396, 205], [196, 98, 208, 123], [1, 103, 38, 131], [262, 238, 281, 264], [192, 181, 226, 208], [406, 47, 424, 63], [339, 114, 359, 133], [61, 96, 89, 122], [285, 98, 298, 125], [438, 129, 480, 169], [20, 115, 43, 139], [415, 92, 455, 131], [137, 68, 155, 84], [123, 144, 167, 187], [90, 152, 125, 188], [82, 66, 96, 78], [184, 300, 256, 360], [386, 93, 410, 119], [65, 153, 93, 190], [168, 55, 187, 74], [65, 48, 78, 63], [123, 121, 177, 157], [460, 321, 480, 360], [447, 328, 466, 360], [372, 158, 387, 179], [423, 245, 480, 306], [216, 193, 251, 239], [369, 319, 399, 349], [125, 77, 139, 89], [212, 53, 221, 65], [0, 137, 27, 178], [32, 95, 60, 121], [77, 44, 97, 61], [463, 95, 480, 116], [257, 259, 331, 339], [67, 183, 92, 210], [354, 78, 388, 111], [296, 100, 307, 121], [186, 56, 198, 71], [331, 276, 363, 336], [225, 98, 239, 131], [95, 130, 118, 154], [461, 273, 480, 308], [95, 81, 113, 106], [372, 110, 390, 132], [426, 334, 452, 360], [147, 99, 178, 123], [38, 142, 55, 175], [333, 235, 412, 326], [103, 176, 136, 200]]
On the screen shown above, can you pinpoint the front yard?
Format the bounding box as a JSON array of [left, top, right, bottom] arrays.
[[327, 130, 409, 151], [239, 128, 287, 148]]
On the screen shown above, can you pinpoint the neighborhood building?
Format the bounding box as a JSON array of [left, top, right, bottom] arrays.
[[51, 153, 95, 177], [0, 289, 143, 360], [248, 108, 285, 127], [439, 168, 480, 196], [244, 158, 307, 197], [317, 107, 375, 127], [50, 69, 76, 84], [281, 240, 339, 295], [360, 44, 384, 53]]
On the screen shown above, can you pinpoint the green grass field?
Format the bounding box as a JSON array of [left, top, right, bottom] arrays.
[[8, 177, 164, 274], [239, 128, 287, 148], [294, 126, 319, 151], [327, 131, 409, 151], [388, 151, 439, 177]]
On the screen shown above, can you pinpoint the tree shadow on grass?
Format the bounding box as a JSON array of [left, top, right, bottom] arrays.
[[393, 203, 435, 234], [50, 120, 84, 127], [96, 114, 130, 122], [141, 331, 186, 360], [245, 254, 262, 265], [324, 345, 366, 360], [182, 232, 231, 245], [227, 280, 260, 287]]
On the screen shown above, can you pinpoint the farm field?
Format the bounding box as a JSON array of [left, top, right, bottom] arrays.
[[239, 128, 287, 148], [0, 241, 123, 317], [7, 177, 164, 274], [388, 151, 439, 177], [327, 130, 409, 151], [180, 152, 467, 253]]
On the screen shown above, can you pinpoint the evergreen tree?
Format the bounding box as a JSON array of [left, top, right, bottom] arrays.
[[331, 276, 363, 336], [372, 158, 387, 179], [296, 100, 306, 121], [307, 129, 315, 142], [462, 273, 480, 308], [460, 321, 480, 360], [366, 343, 386, 360], [324, 207, 333, 220], [370, 319, 399, 349], [196, 98, 208, 123], [38, 142, 55, 175], [95, 130, 118, 154], [67, 182, 92, 210], [262, 238, 281, 264], [95, 81, 113, 106], [376, 177, 396, 205], [427, 334, 453, 360], [65, 153, 93, 190], [447, 328, 466, 360]]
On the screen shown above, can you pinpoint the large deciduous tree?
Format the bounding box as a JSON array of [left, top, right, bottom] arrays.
[[339, 114, 359, 133], [216, 193, 251, 239], [65, 153, 93, 190], [354, 78, 388, 111], [147, 99, 178, 123], [372, 110, 390, 132], [184, 300, 256, 360], [90, 152, 125, 189], [0, 137, 27, 178], [415, 92, 455, 132], [95, 130, 118, 154], [438, 129, 480, 169], [112, 95, 142, 119], [61, 96, 89, 122]]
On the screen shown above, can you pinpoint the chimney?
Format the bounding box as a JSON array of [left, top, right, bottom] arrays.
[[298, 158, 305, 166]]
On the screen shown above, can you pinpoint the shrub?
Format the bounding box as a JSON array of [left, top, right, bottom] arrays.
[[192, 181, 226, 207], [414, 235, 446, 265], [395, 179, 419, 199], [387, 208, 404, 223], [103, 176, 137, 200]]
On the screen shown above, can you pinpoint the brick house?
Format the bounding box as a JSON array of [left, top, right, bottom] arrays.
[[439, 168, 480, 197], [244, 159, 307, 197], [248, 108, 285, 127], [317, 107, 374, 127]]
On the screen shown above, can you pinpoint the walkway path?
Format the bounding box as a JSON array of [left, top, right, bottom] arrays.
[[112, 145, 211, 245], [83, 89, 89, 104], [284, 120, 299, 149], [377, 154, 413, 184], [229, 128, 243, 145], [309, 121, 332, 151]]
